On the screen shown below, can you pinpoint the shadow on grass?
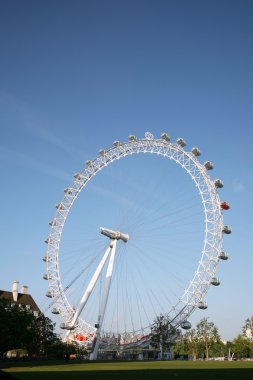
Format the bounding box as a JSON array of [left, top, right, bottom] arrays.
[[0, 369, 18, 380], [3, 368, 253, 380]]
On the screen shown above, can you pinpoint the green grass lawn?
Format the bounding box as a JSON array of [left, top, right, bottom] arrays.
[[2, 360, 253, 380]]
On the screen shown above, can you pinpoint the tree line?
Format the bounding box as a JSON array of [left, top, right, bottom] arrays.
[[0, 298, 85, 359], [1, 296, 253, 360], [151, 314, 253, 360]]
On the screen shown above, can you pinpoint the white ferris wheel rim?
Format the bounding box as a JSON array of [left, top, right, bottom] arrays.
[[45, 132, 224, 340]]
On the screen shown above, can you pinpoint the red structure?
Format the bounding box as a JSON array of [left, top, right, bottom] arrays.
[[74, 334, 88, 342], [220, 201, 230, 210]]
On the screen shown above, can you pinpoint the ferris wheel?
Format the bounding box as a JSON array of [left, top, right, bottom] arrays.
[[43, 132, 231, 359]]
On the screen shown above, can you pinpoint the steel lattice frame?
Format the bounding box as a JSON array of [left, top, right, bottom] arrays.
[[44, 132, 224, 342]]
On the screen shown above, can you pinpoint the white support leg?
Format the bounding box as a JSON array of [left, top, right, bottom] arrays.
[[90, 239, 117, 360], [65, 244, 112, 340]]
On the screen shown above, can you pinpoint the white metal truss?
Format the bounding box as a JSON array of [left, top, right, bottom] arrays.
[[44, 132, 225, 343]]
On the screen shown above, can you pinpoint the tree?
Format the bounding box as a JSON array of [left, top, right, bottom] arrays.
[[0, 298, 34, 355], [150, 314, 177, 360], [227, 316, 253, 360], [184, 329, 200, 360], [0, 298, 60, 358], [232, 335, 253, 359], [196, 318, 220, 360], [24, 312, 59, 356], [174, 329, 201, 360], [174, 338, 188, 356], [174, 331, 196, 359], [209, 340, 226, 358], [243, 316, 253, 341]]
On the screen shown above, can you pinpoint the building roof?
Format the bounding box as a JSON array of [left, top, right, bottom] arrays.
[[0, 290, 41, 312]]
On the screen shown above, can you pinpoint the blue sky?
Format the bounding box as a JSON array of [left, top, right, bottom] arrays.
[[0, 0, 252, 341]]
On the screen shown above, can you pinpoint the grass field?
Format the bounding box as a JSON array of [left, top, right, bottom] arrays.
[[2, 360, 253, 380]]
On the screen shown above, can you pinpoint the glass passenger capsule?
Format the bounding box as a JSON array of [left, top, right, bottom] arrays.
[[222, 225, 232, 234], [191, 147, 201, 156], [198, 301, 208, 310], [181, 320, 191, 330], [85, 160, 93, 167], [219, 251, 229, 260], [52, 308, 60, 315], [211, 277, 220, 286], [161, 133, 170, 142], [214, 179, 224, 188], [204, 161, 214, 170], [74, 173, 83, 181], [177, 138, 186, 147], [61, 323, 75, 330]]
